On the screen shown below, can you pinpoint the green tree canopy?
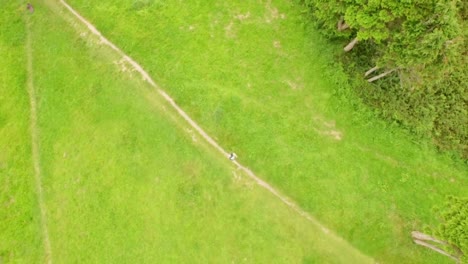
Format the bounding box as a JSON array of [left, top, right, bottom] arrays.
[[308, 0, 463, 72], [431, 196, 468, 262], [304, 0, 467, 157]]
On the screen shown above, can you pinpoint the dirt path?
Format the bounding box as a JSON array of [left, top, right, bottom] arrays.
[[58, 1, 373, 261], [26, 15, 53, 264]]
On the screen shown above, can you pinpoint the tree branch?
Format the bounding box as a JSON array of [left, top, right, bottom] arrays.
[[367, 69, 396, 82], [413, 239, 459, 262], [344, 37, 358, 52], [364, 66, 379, 77], [337, 17, 350, 31], [411, 231, 447, 245]]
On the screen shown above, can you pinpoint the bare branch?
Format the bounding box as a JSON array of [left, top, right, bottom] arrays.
[[367, 69, 396, 82], [364, 66, 379, 77], [337, 17, 343, 30], [344, 37, 358, 52], [337, 17, 350, 31], [413, 239, 459, 262], [340, 23, 350, 31], [411, 231, 447, 245]]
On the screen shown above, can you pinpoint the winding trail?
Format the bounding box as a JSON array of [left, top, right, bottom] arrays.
[[58, 0, 374, 261], [25, 16, 53, 264]]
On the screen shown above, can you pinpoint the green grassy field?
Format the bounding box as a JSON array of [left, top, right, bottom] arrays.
[[0, 4, 44, 262], [0, 1, 379, 263], [57, 0, 468, 263]]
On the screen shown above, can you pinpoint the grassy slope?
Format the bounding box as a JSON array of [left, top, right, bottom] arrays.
[[6, 1, 374, 262], [63, 0, 468, 263], [0, 2, 44, 263]]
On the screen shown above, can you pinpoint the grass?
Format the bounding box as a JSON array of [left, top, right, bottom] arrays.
[[0, 3, 44, 262], [1, 1, 375, 263], [60, 0, 468, 263]]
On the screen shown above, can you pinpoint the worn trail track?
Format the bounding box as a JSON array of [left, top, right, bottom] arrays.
[[26, 15, 53, 264], [57, 0, 374, 261]]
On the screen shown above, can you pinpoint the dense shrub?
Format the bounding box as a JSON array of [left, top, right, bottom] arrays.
[[303, 0, 467, 158], [428, 196, 468, 262]]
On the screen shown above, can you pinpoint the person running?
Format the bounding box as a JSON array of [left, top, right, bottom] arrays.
[[229, 153, 237, 161]]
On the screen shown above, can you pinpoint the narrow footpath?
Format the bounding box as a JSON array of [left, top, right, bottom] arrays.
[[26, 14, 53, 264]]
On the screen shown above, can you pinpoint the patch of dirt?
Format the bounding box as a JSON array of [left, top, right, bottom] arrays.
[[180, 25, 196, 31], [234, 12, 250, 21], [273, 40, 281, 48], [328, 130, 343, 140], [264, 0, 286, 23], [273, 40, 289, 57], [312, 116, 344, 141], [224, 21, 236, 38], [114, 57, 136, 74], [283, 79, 303, 90], [186, 128, 198, 142]]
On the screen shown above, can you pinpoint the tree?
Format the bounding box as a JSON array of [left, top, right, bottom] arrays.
[[413, 196, 468, 263], [433, 196, 468, 261], [304, 0, 467, 157], [306, 0, 464, 83]]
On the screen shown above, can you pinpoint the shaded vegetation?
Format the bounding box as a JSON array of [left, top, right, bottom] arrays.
[[430, 196, 468, 262], [303, 0, 467, 158]]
